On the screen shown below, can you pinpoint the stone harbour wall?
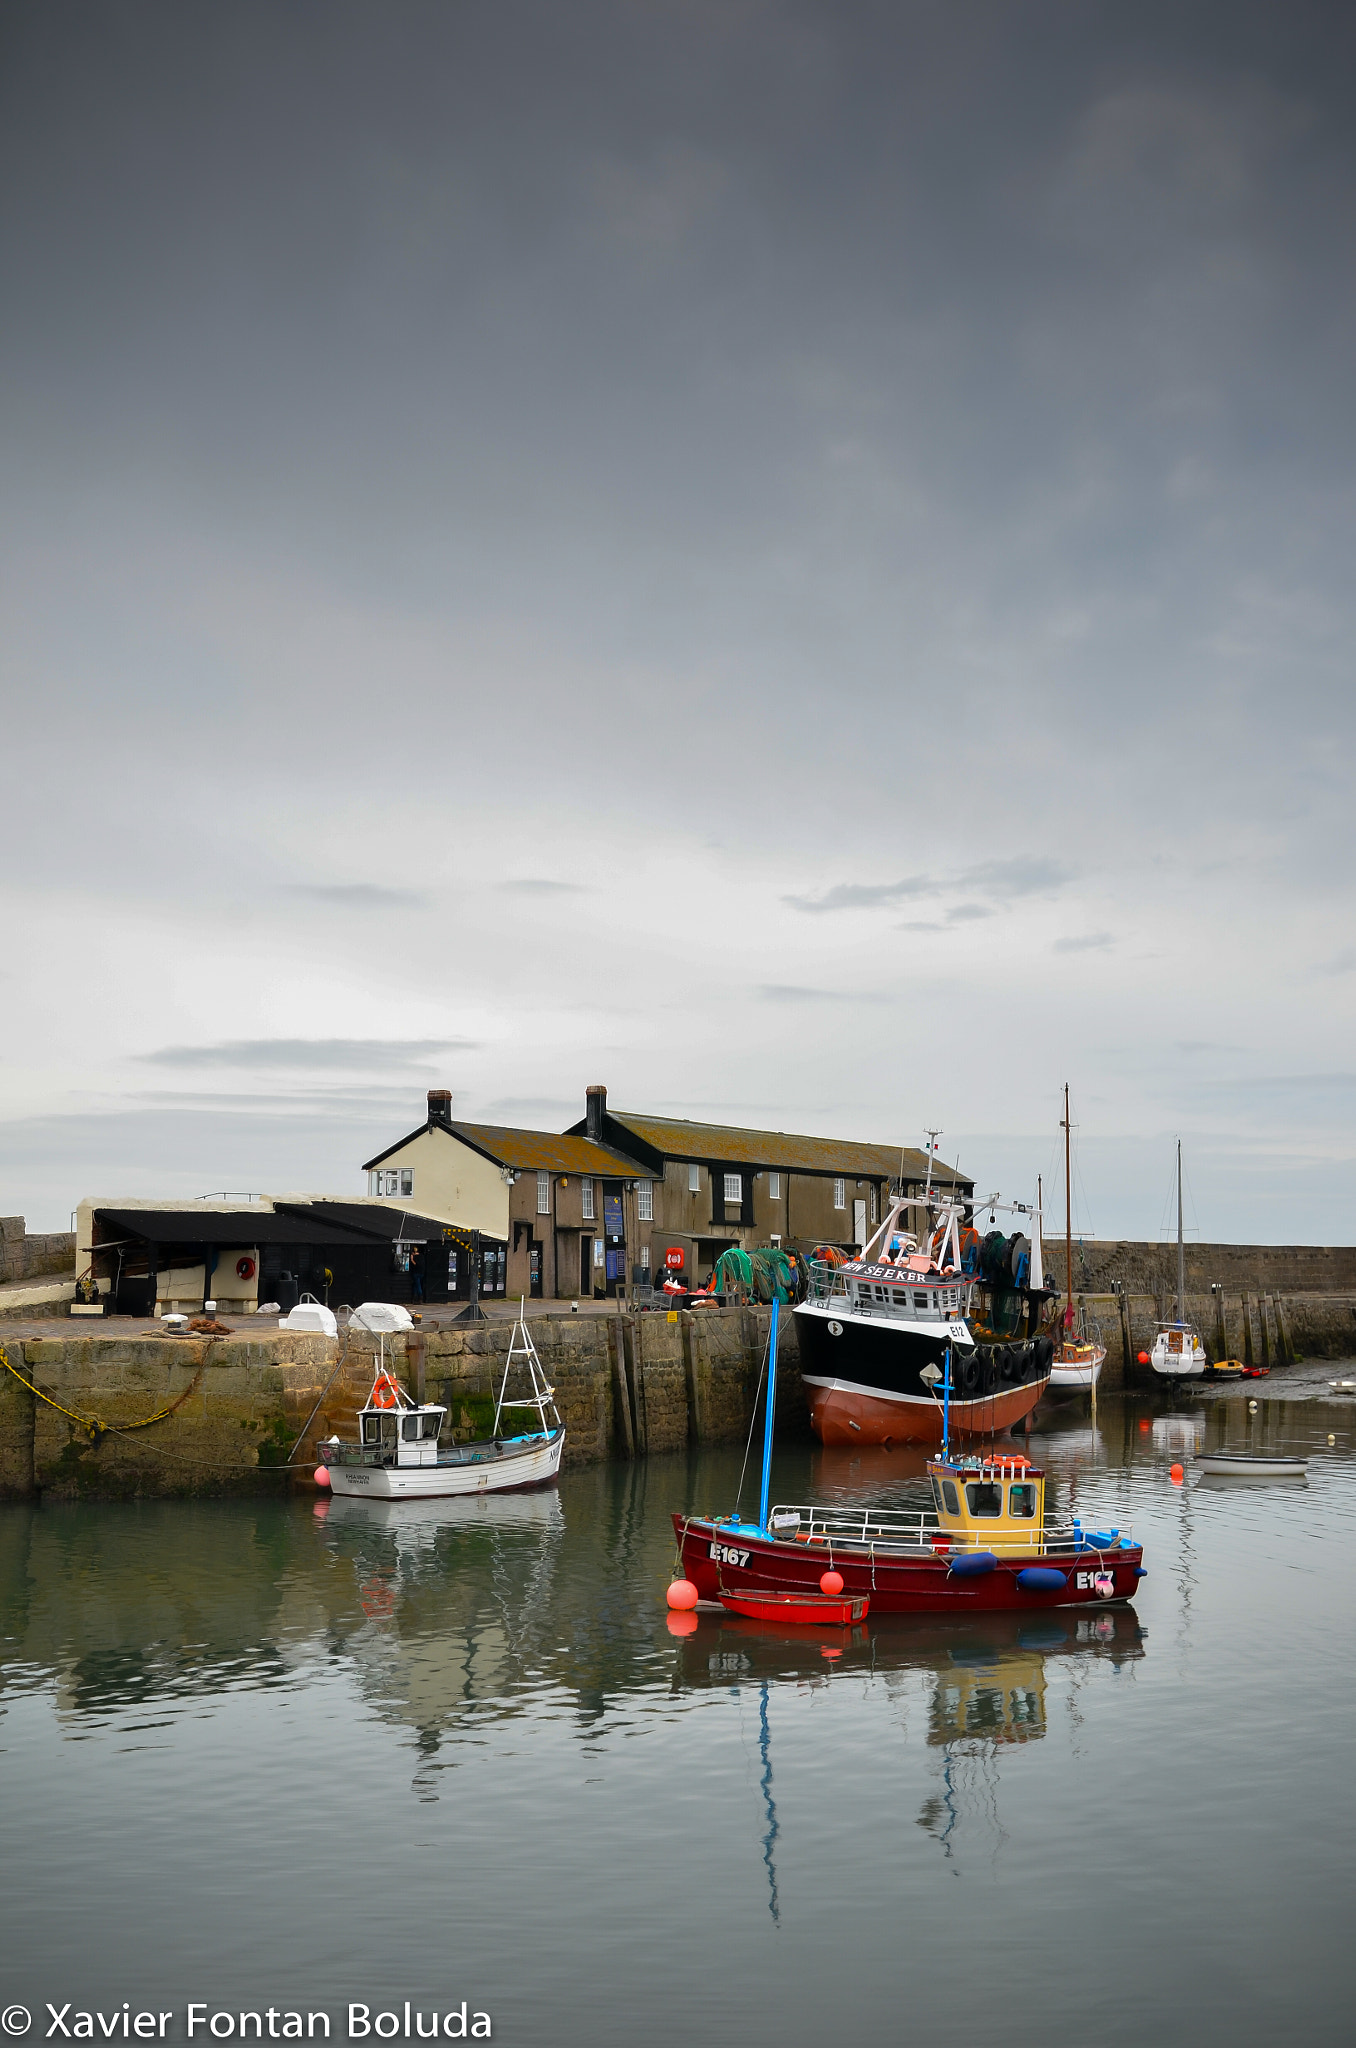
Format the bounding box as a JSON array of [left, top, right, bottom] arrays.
[[0, 1217, 76, 1286], [0, 1307, 806, 1501]]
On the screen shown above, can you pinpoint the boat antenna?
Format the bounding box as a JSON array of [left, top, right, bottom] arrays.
[[923, 1128, 942, 1200]]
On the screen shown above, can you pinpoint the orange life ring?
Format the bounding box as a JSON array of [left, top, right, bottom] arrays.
[[371, 1373, 399, 1410], [236, 1256, 256, 1280]]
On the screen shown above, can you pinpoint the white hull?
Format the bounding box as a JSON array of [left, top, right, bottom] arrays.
[[1151, 1326, 1207, 1378], [1048, 1344, 1106, 1390], [328, 1432, 564, 1499], [1194, 1451, 1307, 1477]]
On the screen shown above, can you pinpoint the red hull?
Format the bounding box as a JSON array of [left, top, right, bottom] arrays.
[[807, 1376, 1048, 1446], [674, 1513, 1142, 1615]]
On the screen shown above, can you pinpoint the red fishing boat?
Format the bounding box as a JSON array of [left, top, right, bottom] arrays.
[[669, 1298, 1145, 1618]]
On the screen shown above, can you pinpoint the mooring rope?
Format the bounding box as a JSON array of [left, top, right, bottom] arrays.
[[0, 1341, 321, 1472]]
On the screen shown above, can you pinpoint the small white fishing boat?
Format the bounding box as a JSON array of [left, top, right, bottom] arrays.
[[1329, 1378, 1356, 1393], [322, 1301, 564, 1499], [1193, 1450, 1308, 1478]]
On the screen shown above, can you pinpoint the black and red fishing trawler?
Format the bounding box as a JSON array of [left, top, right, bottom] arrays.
[[794, 1181, 1054, 1446], [669, 1302, 1145, 1619]]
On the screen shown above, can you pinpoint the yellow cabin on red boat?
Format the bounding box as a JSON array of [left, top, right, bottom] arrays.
[[927, 1453, 1046, 1555]]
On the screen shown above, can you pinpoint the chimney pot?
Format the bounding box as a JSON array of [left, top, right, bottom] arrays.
[[428, 1089, 453, 1124], [585, 1084, 607, 1142]]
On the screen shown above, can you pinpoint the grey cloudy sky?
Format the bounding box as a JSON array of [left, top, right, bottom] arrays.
[[2, 0, 1354, 1240]]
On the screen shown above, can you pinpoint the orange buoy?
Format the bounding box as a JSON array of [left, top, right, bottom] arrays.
[[314, 1465, 330, 1487], [819, 1570, 845, 1596], [666, 1610, 699, 1637], [666, 1579, 699, 1610], [1138, 1418, 1151, 1432], [1137, 1351, 1150, 1365], [1170, 1462, 1184, 1483]]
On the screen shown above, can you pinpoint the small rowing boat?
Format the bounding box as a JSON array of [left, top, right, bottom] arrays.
[[1329, 1378, 1356, 1393], [1193, 1449, 1308, 1478], [717, 1590, 869, 1625]]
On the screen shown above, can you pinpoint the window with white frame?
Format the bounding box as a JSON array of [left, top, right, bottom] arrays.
[[641, 1245, 650, 1270], [582, 1180, 595, 1220], [593, 1236, 604, 1267], [370, 1168, 413, 1198], [637, 1180, 653, 1221], [834, 1177, 846, 1209], [688, 1162, 701, 1193], [723, 1172, 742, 1205], [768, 1172, 781, 1199], [537, 1171, 550, 1215]]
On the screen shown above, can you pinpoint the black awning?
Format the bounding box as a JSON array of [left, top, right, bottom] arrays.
[[92, 1208, 379, 1247], [274, 1201, 470, 1244]]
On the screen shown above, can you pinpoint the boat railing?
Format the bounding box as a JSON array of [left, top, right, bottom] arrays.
[[803, 1263, 971, 1319], [762, 1506, 1126, 1555]]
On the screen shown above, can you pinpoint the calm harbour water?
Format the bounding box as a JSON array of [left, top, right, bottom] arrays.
[[2, 1378, 1354, 2048]]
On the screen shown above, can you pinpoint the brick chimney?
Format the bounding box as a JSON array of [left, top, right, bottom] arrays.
[[427, 1089, 453, 1125], [585, 1084, 607, 1142]]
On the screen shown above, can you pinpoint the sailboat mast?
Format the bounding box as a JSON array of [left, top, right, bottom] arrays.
[[1177, 1138, 1185, 1321], [1063, 1085, 1073, 1323]]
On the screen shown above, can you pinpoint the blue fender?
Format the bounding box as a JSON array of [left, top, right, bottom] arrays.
[[1016, 1566, 1068, 1593], [948, 1550, 997, 1576]]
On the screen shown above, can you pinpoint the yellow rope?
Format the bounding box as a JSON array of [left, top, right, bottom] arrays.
[[0, 1342, 205, 1444]]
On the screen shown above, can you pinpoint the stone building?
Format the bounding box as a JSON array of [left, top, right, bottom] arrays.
[[363, 1086, 971, 1301]]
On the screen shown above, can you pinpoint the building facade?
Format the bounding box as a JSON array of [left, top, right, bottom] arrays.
[[362, 1087, 972, 1301]]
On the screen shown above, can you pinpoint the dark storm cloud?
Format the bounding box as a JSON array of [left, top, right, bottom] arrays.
[[138, 1039, 475, 1069]]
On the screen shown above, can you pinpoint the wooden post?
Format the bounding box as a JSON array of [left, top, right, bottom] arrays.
[[625, 1314, 648, 1455], [680, 1310, 703, 1444], [609, 1320, 635, 1459], [1275, 1295, 1295, 1366], [1213, 1291, 1228, 1363], [1118, 1289, 1135, 1387]]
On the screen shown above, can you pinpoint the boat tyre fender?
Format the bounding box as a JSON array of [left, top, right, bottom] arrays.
[[958, 1354, 983, 1397], [999, 1346, 1019, 1385], [1016, 1566, 1068, 1593], [948, 1550, 997, 1577], [1033, 1335, 1054, 1375]]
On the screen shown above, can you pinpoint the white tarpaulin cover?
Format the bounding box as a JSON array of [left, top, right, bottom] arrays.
[[349, 1301, 415, 1333], [279, 1301, 338, 1335]]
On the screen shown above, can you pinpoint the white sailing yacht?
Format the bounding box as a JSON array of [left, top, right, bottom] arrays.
[[1149, 1141, 1207, 1378], [1048, 1087, 1106, 1391]]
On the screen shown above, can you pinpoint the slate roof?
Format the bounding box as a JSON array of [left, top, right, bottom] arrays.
[[362, 1118, 649, 1179], [569, 1109, 970, 1187]]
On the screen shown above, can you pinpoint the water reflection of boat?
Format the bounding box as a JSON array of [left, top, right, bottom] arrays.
[[323, 1491, 565, 1538], [671, 1605, 1145, 1689], [1151, 1413, 1204, 1455]]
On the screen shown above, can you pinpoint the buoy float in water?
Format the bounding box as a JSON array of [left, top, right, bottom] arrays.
[[1137, 1351, 1150, 1365], [1248, 1400, 1258, 1412], [1138, 1418, 1151, 1432], [666, 1579, 699, 1611], [1170, 1462, 1184, 1483], [666, 1610, 699, 1637], [312, 1500, 329, 1518], [819, 1570, 844, 1596], [314, 1465, 330, 1487]]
